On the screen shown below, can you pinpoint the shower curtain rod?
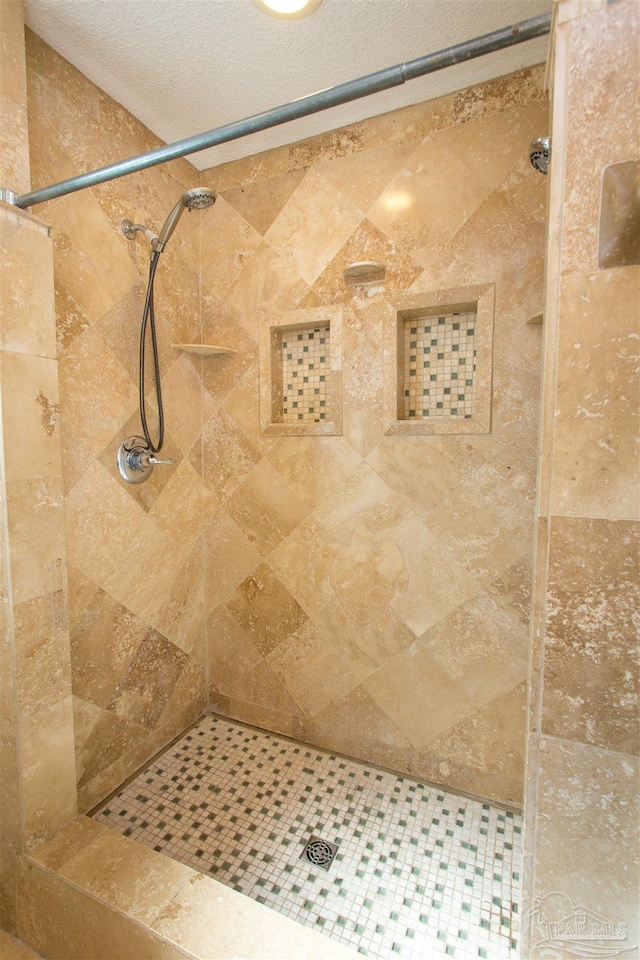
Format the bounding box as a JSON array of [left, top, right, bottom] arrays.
[[8, 12, 551, 210]]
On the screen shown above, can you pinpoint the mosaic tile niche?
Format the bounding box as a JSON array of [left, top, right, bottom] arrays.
[[260, 305, 343, 437], [279, 324, 331, 423], [402, 310, 477, 421], [384, 285, 495, 436]]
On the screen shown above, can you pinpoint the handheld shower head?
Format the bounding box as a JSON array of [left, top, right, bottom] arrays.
[[122, 187, 216, 253], [156, 187, 216, 251]]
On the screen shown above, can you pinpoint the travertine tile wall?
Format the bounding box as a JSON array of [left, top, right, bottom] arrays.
[[1, 0, 77, 931], [522, 0, 639, 956], [24, 30, 210, 813], [199, 65, 549, 805]]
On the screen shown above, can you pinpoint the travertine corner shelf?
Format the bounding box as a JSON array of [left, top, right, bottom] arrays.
[[526, 312, 544, 325], [172, 343, 237, 356]]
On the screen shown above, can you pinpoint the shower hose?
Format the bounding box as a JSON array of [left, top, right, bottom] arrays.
[[139, 250, 164, 454]]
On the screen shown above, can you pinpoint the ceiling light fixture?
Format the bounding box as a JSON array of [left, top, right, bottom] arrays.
[[251, 0, 323, 19]]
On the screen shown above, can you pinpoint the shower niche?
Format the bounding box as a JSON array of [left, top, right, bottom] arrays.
[[259, 305, 343, 436], [383, 283, 495, 435]]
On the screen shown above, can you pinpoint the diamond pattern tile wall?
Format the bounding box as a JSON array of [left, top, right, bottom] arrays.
[[95, 715, 522, 960]]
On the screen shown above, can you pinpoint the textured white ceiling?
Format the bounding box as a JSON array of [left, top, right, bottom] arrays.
[[23, 0, 552, 172]]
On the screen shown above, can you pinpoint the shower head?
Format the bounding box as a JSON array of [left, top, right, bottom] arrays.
[[529, 137, 550, 175], [156, 187, 216, 251], [122, 187, 216, 253]]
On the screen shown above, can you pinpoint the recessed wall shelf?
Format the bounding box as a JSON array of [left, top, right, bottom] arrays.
[[172, 343, 237, 356]]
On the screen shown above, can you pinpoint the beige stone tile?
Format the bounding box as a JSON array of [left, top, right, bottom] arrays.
[[421, 592, 529, 710], [6, 476, 65, 605], [224, 458, 309, 557], [200, 300, 258, 403], [0, 93, 30, 194], [93, 281, 175, 385], [366, 434, 486, 521], [263, 435, 362, 508], [0, 215, 55, 358], [389, 512, 483, 637], [229, 658, 301, 715], [311, 600, 416, 682], [363, 642, 476, 749], [542, 516, 639, 755], [28, 815, 107, 872], [342, 303, 385, 457], [452, 64, 546, 124], [151, 548, 206, 660], [425, 463, 534, 586], [498, 150, 549, 226], [264, 168, 363, 285], [19, 695, 77, 846], [59, 828, 194, 926], [222, 169, 306, 236], [106, 627, 188, 731], [226, 562, 308, 658], [206, 604, 263, 694], [313, 217, 422, 305], [266, 516, 337, 618], [300, 684, 414, 774], [368, 136, 492, 261], [550, 267, 639, 520], [226, 698, 294, 737], [66, 563, 99, 632], [0, 0, 28, 108], [528, 738, 639, 957], [561, 1, 639, 275], [222, 242, 310, 338], [150, 458, 215, 555], [70, 588, 148, 708], [199, 195, 262, 300], [486, 554, 533, 630], [157, 656, 207, 732], [200, 407, 263, 502], [18, 858, 189, 960], [204, 145, 289, 192], [267, 620, 360, 719], [289, 126, 365, 171], [0, 928, 42, 960], [47, 190, 138, 324], [203, 507, 262, 612], [58, 324, 138, 457], [73, 696, 146, 789], [431, 99, 550, 192], [1, 353, 61, 480], [360, 91, 456, 151], [410, 684, 526, 805], [317, 138, 421, 214], [59, 417, 92, 496], [14, 591, 71, 720], [64, 460, 154, 590], [154, 354, 204, 456], [152, 871, 356, 959], [220, 362, 266, 450]]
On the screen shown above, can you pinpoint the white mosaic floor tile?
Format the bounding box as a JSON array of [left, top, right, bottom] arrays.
[[94, 714, 521, 960]]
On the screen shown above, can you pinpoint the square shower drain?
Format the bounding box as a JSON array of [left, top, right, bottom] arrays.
[[300, 836, 338, 871]]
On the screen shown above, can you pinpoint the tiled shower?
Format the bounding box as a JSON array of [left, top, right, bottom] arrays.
[[1, 0, 638, 958]]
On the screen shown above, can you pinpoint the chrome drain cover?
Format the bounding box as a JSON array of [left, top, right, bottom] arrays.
[[300, 836, 338, 870]]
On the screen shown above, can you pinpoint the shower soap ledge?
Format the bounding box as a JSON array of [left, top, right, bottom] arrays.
[[172, 343, 237, 356]]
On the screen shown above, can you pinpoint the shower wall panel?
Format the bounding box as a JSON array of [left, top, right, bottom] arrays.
[[25, 31, 210, 812], [199, 66, 549, 805]]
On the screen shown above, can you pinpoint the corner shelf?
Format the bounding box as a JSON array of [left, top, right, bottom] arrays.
[[172, 343, 237, 356]]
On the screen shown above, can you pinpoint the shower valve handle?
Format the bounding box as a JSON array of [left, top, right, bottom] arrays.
[[116, 436, 174, 484], [147, 455, 174, 466]]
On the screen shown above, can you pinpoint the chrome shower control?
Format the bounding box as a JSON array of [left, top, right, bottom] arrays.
[[116, 436, 174, 484]]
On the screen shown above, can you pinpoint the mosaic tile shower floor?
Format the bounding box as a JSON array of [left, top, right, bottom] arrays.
[[94, 715, 522, 960]]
